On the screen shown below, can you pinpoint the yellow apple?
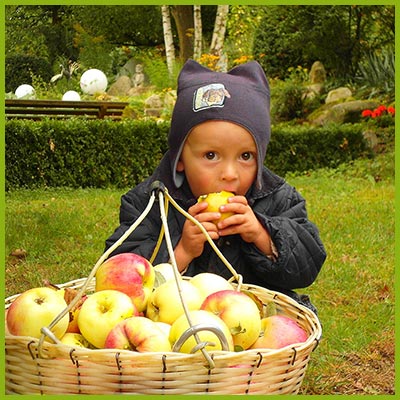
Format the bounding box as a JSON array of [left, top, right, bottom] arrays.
[[197, 191, 235, 224], [250, 315, 308, 350], [60, 332, 92, 348], [190, 273, 233, 302], [201, 289, 261, 351], [77, 289, 138, 348], [153, 263, 176, 288], [104, 316, 172, 352], [95, 252, 155, 312], [169, 310, 234, 353], [154, 321, 172, 337], [6, 287, 69, 340], [146, 280, 203, 324]]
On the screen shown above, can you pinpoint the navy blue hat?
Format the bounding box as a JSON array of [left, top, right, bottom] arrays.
[[169, 59, 271, 189]]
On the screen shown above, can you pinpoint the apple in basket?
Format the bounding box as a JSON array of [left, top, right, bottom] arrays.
[[201, 290, 262, 351], [146, 279, 203, 325], [153, 262, 176, 286], [77, 289, 138, 348], [95, 252, 155, 313], [6, 286, 70, 340], [190, 272, 234, 303], [169, 310, 234, 353], [104, 316, 172, 352], [249, 315, 308, 350], [60, 332, 92, 348]]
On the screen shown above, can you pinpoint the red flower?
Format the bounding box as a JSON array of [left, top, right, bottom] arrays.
[[361, 109, 373, 118], [387, 106, 395, 116]]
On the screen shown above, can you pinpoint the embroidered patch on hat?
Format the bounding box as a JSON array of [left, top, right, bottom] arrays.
[[193, 83, 231, 112]]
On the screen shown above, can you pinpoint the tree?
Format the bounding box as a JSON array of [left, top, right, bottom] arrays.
[[209, 5, 229, 70], [193, 5, 202, 61], [161, 6, 176, 76], [170, 5, 194, 62]]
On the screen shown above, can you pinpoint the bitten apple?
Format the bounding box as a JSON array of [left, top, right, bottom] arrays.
[[190, 273, 233, 302], [78, 289, 138, 348], [104, 316, 172, 352], [6, 287, 69, 340], [169, 310, 234, 353], [250, 315, 308, 350], [146, 280, 203, 324], [95, 253, 155, 312], [201, 290, 261, 351], [197, 191, 234, 224]]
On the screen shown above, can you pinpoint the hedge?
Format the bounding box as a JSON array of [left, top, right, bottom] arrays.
[[5, 119, 370, 190]]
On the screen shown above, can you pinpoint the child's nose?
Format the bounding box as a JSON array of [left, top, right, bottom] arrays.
[[221, 163, 238, 181]]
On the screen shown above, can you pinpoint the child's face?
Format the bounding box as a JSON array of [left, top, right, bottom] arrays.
[[176, 120, 258, 198]]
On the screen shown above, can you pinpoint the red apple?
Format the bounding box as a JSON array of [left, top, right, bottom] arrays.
[[6, 287, 69, 340], [78, 289, 138, 348], [104, 316, 172, 352], [201, 290, 261, 351], [250, 315, 308, 349], [95, 253, 155, 313]]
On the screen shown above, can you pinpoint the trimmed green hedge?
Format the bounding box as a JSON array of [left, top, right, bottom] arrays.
[[5, 119, 370, 190]]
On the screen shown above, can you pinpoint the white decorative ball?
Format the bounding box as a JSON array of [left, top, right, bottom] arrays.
[[80, 69, 108, 94], [62, 90, 81, 101], [15, 84, 36, 99]]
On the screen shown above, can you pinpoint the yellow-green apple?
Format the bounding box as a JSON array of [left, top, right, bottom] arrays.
[[95, 252, 155, 313], [6, 287, 69, 340], [154, 321, 172, 337], [60, 332, 92, 348], [250, 315, 308, 350], [169, 310, 234, 353], [146, 280, 203, 324], [197, 191, 234, 224], [104, 316, 172, 352], [190, 273, 233, 302], [78, 289, 138, 348], [153, 263, 176, 288], [201, 290, 261, 351]]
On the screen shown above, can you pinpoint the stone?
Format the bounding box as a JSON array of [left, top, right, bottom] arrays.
[[309, 61, 326, 84], [325, 87, 353, 104], [107, 75, 132, 96], [308, 100, 379, 126], [145, 94, 163, 109]]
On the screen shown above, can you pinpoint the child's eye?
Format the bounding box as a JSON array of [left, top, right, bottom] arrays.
[[241, 152, 254, 161], [204, 152, 217, 160]]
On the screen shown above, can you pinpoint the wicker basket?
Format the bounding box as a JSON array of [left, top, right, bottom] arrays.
[[5, 185, 322, 394], [5, 277, 321, 395]]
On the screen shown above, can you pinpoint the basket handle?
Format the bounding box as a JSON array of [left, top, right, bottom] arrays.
[[172, 323, 231, 353]]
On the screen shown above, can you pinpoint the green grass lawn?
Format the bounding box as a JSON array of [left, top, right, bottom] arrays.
[[4, 151, 395, 395]]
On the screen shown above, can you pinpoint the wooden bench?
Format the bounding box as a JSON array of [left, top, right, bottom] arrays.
[[5, 99, 129, 120]]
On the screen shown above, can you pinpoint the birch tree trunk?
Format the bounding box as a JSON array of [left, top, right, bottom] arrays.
[[210, 5, 229, 70], [193, 5, 202, 61], [161, 5, 176, 77]]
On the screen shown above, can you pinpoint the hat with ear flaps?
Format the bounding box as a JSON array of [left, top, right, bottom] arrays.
[[168, 59, 271, 189]]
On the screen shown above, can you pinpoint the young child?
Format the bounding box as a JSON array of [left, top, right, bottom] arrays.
[[105, 60, 326, 310]]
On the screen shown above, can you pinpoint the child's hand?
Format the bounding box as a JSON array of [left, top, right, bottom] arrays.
[[216, 195, 266, 244], [174, 201, 220, 270]]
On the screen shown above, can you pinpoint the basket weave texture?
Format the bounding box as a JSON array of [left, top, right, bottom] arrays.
[[5, 277, 321, 395]]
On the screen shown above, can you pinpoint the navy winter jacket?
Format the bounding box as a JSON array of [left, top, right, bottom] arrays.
[[105, 154, 326, 307]]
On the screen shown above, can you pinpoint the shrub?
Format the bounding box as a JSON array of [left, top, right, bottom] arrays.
[[5, 55, 52, 93], [5, 119, 370, 190]]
